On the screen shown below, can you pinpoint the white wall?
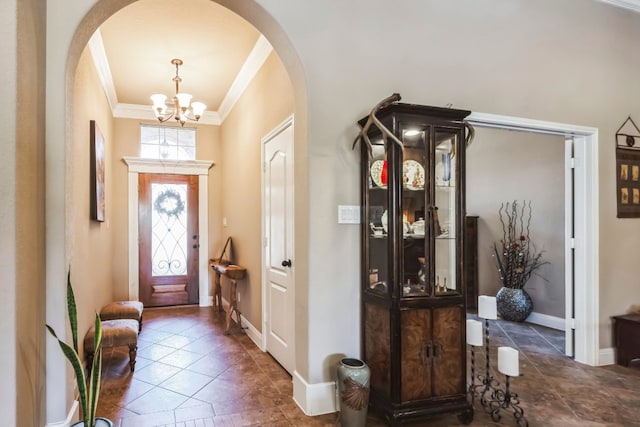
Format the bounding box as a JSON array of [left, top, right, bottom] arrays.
[[467, 127, 565, 318]]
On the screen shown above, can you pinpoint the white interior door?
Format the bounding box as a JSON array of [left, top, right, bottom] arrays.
[[565, 138, 575, 357], [263, 116, 295, 373]]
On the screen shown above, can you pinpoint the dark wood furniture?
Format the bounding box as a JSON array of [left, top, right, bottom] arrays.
[[209, 237, 247, 334], [464, 216, 479, 310], [612, 313, 640, 366], [358, 103, 473, 425]]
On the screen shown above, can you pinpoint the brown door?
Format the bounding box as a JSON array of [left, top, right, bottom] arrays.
[[432, 306, 464, 396], [139, 173, 199, 307]]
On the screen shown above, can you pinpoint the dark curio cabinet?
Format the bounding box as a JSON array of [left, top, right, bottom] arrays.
[[358, 103, 473, 425]]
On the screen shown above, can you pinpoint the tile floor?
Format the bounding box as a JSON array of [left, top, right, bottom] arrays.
[[95, 306, 640, 426]]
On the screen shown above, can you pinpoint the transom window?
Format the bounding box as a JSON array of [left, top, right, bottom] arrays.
[[140, 124, 196, 160]]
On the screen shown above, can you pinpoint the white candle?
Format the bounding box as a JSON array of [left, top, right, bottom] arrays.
[[498, 346, 520, 377], [478, 295, 497, 320], [466, 319, 483, 347]]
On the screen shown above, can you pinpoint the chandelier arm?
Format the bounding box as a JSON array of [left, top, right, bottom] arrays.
[[151, 58, 205, 127]]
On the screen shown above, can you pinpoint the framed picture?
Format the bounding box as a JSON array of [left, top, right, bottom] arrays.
[[90, 120, 105, 222], [616, 116, 640, 217]]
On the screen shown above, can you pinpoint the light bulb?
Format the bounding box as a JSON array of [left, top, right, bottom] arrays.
[[176, 93, 192, 110], [191, 101, 206, 119]]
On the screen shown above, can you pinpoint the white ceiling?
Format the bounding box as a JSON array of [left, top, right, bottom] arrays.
[[89, 0, 272, 126]]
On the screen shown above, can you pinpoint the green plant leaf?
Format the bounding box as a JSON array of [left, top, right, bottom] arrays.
[[67, 270, 79, 353], [46, 325, 88, 424], [88, 342, 103, 424]]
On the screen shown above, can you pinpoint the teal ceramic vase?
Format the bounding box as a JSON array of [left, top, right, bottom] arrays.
[[337, 358, 370, 427], [496, 287, 533, 322]]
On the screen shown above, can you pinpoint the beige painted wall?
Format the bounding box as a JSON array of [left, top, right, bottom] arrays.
[[6, 0, 48, 424], [220, 51, 295, 331], [467, 128, 565, 318], [111, 119, 222, 301], [70, 47, 116, 352]]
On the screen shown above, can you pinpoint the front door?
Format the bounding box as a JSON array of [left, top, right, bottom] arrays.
[[139, 173, 199, 307], [263, 117, 295, 373]]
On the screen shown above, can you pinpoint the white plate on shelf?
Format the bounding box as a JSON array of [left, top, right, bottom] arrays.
[[370, 160, 386, 188], [403, 160, 424, 190]]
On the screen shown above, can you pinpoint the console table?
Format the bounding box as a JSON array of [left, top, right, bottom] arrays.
[[209, 258, 246, 334], [612, 313, 640, 366]]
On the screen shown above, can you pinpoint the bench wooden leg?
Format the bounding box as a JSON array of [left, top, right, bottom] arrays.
[[224, 279, 242, 335], [128, 344, 137, 372]]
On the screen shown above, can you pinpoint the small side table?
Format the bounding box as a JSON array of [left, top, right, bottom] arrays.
[[612, 313, 640, 366], [209, 259, 247, 334]]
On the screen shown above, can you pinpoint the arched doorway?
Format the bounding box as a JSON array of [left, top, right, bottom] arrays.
[[46, 1, 308, 423]]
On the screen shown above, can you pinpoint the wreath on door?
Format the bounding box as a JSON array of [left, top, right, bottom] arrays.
[[154, 189, 185, 218]]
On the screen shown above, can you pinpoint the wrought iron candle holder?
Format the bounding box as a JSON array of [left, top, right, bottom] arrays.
[[468, 318, 501, 407], [467, 296, 529, 426], [488, 374, 528, 427]]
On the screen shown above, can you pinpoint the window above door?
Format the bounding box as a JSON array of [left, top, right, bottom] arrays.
[[140, 124, 196, 160]]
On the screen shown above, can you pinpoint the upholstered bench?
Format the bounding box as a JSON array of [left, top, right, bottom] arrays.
[[84, 319, 138, 372], [100, 301, 144, 332]]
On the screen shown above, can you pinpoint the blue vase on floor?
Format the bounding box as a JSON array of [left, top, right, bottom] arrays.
[[337, 358, 370, 427], [496, 286, 533, 322]]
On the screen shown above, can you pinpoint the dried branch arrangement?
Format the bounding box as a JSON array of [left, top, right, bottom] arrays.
[[493, 201, 547, 290]]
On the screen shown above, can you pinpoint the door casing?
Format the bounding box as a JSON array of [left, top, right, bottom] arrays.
[[467, 112, 599, 366], [123, 158, 213, 306]]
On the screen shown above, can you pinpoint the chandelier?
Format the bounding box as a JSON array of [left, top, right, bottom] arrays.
[[150, 58, 206, 126]]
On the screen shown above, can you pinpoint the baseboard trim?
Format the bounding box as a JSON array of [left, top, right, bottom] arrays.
[[241, 313, 263, 350], [599, 347, 615, 366], [45, 400, 78, 427], [219, 296, 263, 350], [526, 312, 565, 331], [292, 371, 337, 416]]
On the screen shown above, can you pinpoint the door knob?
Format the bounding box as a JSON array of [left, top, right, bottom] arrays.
[[281, 259, 292, 267]]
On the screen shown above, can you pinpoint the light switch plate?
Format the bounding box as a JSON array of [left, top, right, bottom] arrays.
[[338, 205, 360, 224]]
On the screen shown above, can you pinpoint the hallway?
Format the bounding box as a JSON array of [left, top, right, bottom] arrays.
[[96, 306, 640, 426]]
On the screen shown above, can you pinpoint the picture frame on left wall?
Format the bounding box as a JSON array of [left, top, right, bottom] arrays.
[[90, 120, 105, 222]]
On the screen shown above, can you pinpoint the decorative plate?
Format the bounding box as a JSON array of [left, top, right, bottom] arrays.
[[403, 160, 425, 190], [370, 160, 386, 188]]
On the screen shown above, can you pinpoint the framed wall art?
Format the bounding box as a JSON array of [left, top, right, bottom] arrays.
[[616, 116, 640, 218], [90, 120, 105, 222]]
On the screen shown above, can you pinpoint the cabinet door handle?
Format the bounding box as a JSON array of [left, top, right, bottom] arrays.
[[281, 259, 292, 267], [421, 341, 433, 365], [433, 342, 443, 360]]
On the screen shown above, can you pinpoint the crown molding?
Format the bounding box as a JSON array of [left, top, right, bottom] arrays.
[[217, 34, 273, 122], [598, 0, 640, 13], [88, 29, 118, 112], [89, 28, 272, 126]]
